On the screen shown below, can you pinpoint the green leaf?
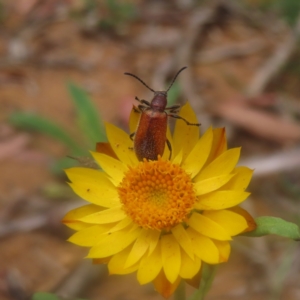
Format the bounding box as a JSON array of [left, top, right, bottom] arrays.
[[174, 280, 185, 300], [167, 81, 181, 106], [270, 243, 297, 298], [32, 293, 60, 300], [9, 112, 82, 154], [50, 157, 79, 175], [32, 292, 87, 300], [67, 82, 106, 146], [276, 0, 300, 26], [189, 264, 217, 300], [243, 217, 300, 240]]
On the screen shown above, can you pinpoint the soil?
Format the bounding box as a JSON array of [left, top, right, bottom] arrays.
[[0, 1, 300, 300]]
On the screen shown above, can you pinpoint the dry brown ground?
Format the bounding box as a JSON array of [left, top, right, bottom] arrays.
[[1, 1, 300, 300]]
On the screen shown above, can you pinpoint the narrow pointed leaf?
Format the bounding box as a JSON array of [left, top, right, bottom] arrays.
[[9, 113, 82, 154], [190, 264, 217, 300], [67, 82, 106, 145], [242, 217, 300, 240]]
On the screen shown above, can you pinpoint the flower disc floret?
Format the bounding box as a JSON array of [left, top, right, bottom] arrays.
[[118, 157, 197, 231]]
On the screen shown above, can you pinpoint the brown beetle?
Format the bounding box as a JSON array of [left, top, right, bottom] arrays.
[[125, 67, 200, 161]]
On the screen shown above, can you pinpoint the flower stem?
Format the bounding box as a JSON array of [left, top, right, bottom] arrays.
[[174, 280, 186, 300], [188, 264, 217, 300]]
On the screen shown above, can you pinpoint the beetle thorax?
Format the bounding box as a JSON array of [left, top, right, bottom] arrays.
[[150, 91, 167, 112]]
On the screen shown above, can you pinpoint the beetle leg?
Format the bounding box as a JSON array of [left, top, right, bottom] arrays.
[[165, 104, 181, 113], [169, 108, 180, 113], [133, 106, 140, 113], [133, 104, 148, 113], [166, 139, 172, 160], [138, 104, 148, 112], [128, 132, 135, 151], [129, 132, 135, 141], [135, 96, 150, 106], [168, 114, 201, 126], [141, 99, 150, 106]]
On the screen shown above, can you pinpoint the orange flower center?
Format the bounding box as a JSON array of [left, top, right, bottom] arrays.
[[117, 157, 197, 231]]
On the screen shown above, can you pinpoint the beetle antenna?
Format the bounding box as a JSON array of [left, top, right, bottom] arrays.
[[166, 66, 187, 92], [124, 72, 156, 93]]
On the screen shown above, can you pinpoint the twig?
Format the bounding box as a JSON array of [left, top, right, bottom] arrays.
[[239, 147, 300, 177], [0, 56, 97, 71], [151, 5, 219, 126], [6, 269, 29, 300], [246, 13, 300, 97], [0, 201, 84, 238], [55, 260, 106, 299], [0, 215, 48, 238], [214, 100, 300, 144], [196, 39, 267, 64], [175, 6, 215, 112]]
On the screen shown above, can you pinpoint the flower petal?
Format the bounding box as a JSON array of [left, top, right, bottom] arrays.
[[105, 122, 138, 166], [195, 190, 250, 210], [203, 210, 248, 236], [161, 234, 181, 283], [229, 206, 257, 232], [222, 166, 253, 190], [129, 106, 140, 134], [194, 148, 240, 181], [79, 206, 126, 224], [187, 228, 219, 264], [91, 152, 128, 185], [213, 240, 231, 262], [113, 265, 140, 275], [194, 174, 235, 196], [172, 150, 183, 165], [171, 224, 194, 259], [125, 228, 155, 268], [108, 246, 139, 274], [68, 224, 112, 246], [93, 257, 111, 264], [148, 229, 161, 256], [68, 180, 115, 207], [108, 217, 132, 233], [62, 204, 101, 230], [153, 270, 181, 299], [173, 103, 199, 160], [179, 249, 201, 279], [185, 271, 201, 289], [205, 128, 227, 165], [65, 167, 103, 183], [137, 242, 162, 284], [182, 126, 213, 177], [87, 225, 141, 258], [95, 142, 118, 159], [188, 212, 231, 241]]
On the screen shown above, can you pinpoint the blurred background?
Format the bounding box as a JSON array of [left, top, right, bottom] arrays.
[[0, 0, 300, 299]]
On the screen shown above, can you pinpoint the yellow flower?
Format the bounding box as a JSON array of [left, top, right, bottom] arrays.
[[63, 103, 256, 298]]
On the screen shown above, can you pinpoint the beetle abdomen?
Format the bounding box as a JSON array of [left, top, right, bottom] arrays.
[[134, 111, 167, 161]]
